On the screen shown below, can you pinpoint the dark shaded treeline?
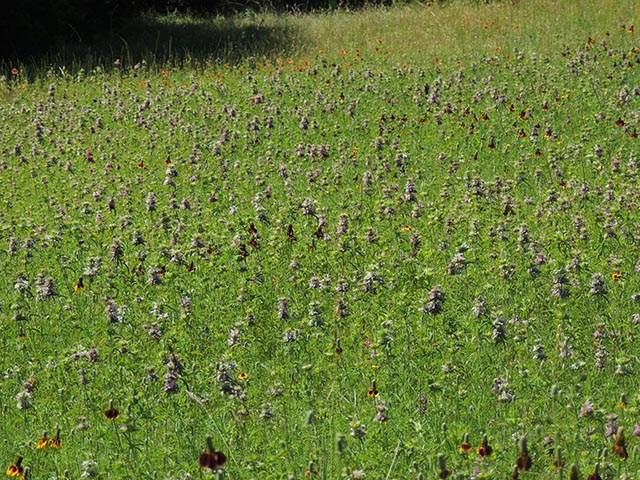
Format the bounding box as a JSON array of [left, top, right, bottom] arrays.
[[4, 0, 495, 66], [1, 0, 129, 61], [1, 0, 406, 63]]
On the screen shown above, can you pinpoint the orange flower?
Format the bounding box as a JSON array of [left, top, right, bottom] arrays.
[[587, 463, 602, 480], [459, 433, 472, 453], [460, 442, 472, 453], [477, 444, 493, 457], [105, 408, 119, 419], [516, 437, 531, 471], [612, 428, 628, 460], [568, 465, 580, 480], [5, 464, 22, 477], [437, 454, 450, 479], [49, 426, 61, 448], [105, 400, 120, 420], [477, 434, 493, 457], [368, 380, 379, 398], [36, 432, 48, 449], [199, 437, 227, 471], [612, 444, 627, 459], [6, 456, 23, 477], [11, 68, 19, 76], [199, 451, 213, 469], [517, 454, 532, 470]]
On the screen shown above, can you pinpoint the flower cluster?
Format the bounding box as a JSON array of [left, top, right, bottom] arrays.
[[419, 285, 444, 314]]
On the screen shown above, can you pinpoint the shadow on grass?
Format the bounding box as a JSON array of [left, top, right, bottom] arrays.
[[17, 12, 304, 74]]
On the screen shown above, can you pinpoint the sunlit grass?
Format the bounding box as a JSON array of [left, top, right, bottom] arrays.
[[0, 1, 639, 479], [291, 0, 638, 62]]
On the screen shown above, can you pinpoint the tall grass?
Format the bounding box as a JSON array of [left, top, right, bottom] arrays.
[[294, 0, 639, 60], [3, 0, 638, 76]]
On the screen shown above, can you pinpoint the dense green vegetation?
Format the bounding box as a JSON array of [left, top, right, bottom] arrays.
[[1, 1, 639, 479]]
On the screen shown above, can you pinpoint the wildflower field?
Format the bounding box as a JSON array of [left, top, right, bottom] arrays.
[[1, 1, 639, 478]]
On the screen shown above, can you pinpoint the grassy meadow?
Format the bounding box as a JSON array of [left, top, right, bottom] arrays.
[[1, 0, 640, 478]]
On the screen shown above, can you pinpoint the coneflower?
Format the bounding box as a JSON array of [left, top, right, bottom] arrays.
[[287, 224, 297, 241], [477, 434, 493, 458], [104, 400, 120, 420], [437, 454, 450, 479], [612, 427, 628, 459], [5, 456, 23, 477], [459, 432, 472, 453], [74, 277, 85, 292], [199, 436, 227, 471], [367, 380, 379, 398], [551, 446, 564, 469], [335, 433, 346, 454], [568, 464, 580, 480], [37, 431, 48, 449], [49, 425, 61, 448], [516, 436, 532, 471], [586, 462, 602, 480], [334, 338, 343, 355]]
